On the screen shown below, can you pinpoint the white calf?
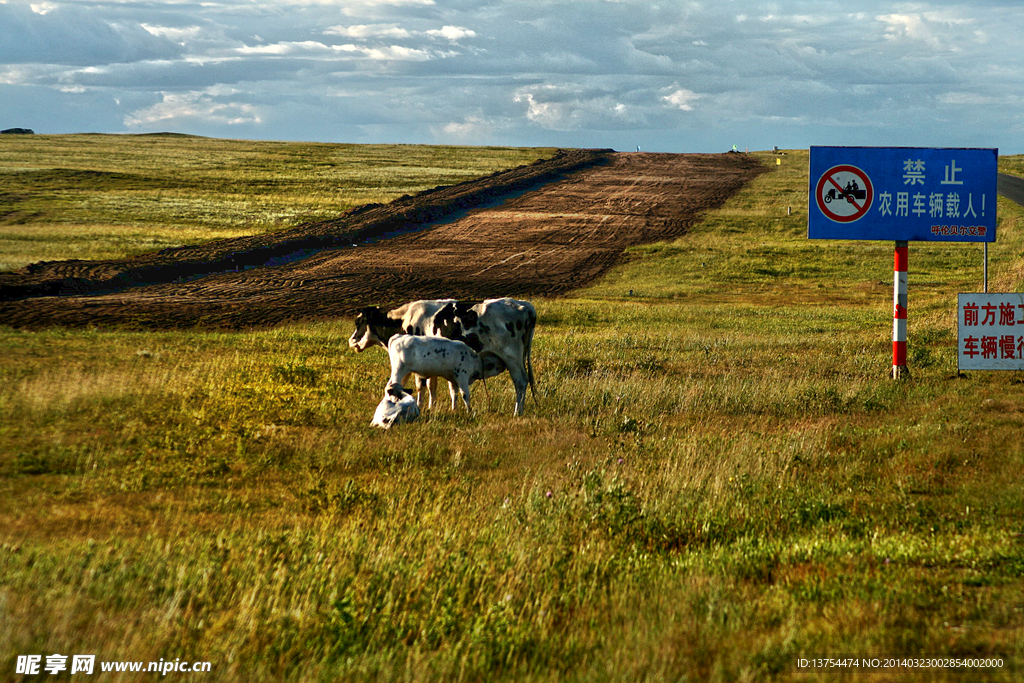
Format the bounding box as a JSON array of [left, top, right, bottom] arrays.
[[387, 334, 483, 412], [371, 382, 421, 430]]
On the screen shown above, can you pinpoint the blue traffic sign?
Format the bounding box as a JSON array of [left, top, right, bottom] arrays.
[[808, 147, 998, 242]]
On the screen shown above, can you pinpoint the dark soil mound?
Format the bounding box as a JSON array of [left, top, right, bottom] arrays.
[[0, 150, 765, 330]]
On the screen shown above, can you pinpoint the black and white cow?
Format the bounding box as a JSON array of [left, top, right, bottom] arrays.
[[429, 298, 537, 415], [349, 297, 537, 416], [349, 299, 455, 351]]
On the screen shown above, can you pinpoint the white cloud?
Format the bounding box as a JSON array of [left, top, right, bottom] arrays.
[[230, 39, 434, 61], [425, 26, 476, 41], [323, 23, 474, 44], [258, 0, 434, 7], [338, 44, 433, 61], [662, 87, 701, 111], [940, 92, 992, 105], [0, 66, 32, 86], [324, 24, 412, 39], [939, 91, 1024, 108], [877, 13, 928, 41], [237, 41, 334, 56], [338, 0, 436, 18], [125, 90, 262, 128], [512, 81, 655, 131], [875, 10, 976, 50], [141, 24, 205, 42], [516, 90, 562, 128], [435, 115, 496, 143]]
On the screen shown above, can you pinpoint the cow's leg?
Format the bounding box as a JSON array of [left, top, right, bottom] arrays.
[[428, 377, 440, 409], [414, 374, 429, 409], [523, 330, 539, 406], [415, 375, 438, 410], [447, 379, 459, 411], [505, 359, 529, 416], [457, 377, 472, 413]]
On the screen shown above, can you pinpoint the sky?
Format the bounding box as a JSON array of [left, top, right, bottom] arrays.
[[1, 0, 1022, 153]]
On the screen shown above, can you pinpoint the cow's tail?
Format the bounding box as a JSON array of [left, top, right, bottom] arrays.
[[525, 313, 539, 406]]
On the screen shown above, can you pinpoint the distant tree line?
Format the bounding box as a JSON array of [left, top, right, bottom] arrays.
[[1, 128, 35, 135]]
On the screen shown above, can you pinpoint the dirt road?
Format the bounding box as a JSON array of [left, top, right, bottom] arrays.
[[0, 151, 765, 329]]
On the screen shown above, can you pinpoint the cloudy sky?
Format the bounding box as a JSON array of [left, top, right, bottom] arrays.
[[1, 0, 1022, 152]]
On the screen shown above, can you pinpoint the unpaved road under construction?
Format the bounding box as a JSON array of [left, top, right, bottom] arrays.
[[0, 150, 766, 330]]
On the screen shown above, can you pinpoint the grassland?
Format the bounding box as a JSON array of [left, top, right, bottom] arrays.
[[2, 141, 1024, 682], [0, 134, 556, 271]]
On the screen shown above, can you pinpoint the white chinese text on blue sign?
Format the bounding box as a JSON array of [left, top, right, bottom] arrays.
[[808, 147, 998, 242]]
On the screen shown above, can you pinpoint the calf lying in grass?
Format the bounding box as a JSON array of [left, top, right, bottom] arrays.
[[386, 334, 484, 413], [371, 382, 421, 430]]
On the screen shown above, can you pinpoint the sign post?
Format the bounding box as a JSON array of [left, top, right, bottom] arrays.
[[893, 241, 909, 378], [809, 147, 998, 378]]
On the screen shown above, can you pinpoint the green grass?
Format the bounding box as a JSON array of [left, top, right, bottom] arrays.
[[0, 134, 556, 270], [1001, 155, 1024, 179], [1, 142, 1024, 682]]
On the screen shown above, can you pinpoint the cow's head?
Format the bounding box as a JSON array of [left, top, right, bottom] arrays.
[[431, 301, 484, 351], [384, 381, 409, 400], [349, 306, 394, 352], [430, 302, 459, 338]]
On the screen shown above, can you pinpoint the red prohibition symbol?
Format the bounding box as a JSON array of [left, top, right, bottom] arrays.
[[816, 164, 873, 223]]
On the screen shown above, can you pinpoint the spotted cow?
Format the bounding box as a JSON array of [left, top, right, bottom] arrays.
[[429, 298, 537, 416]]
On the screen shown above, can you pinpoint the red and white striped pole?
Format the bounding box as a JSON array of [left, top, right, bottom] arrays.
[[892, 240, 909, 379]]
